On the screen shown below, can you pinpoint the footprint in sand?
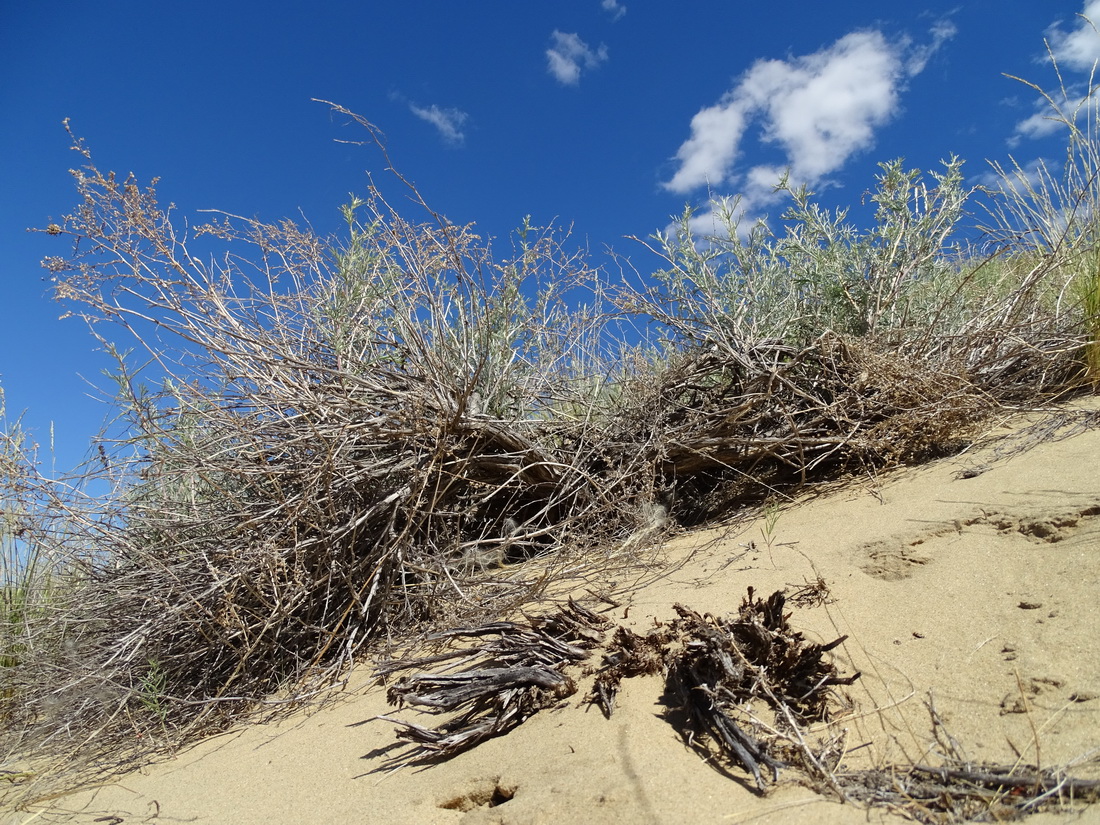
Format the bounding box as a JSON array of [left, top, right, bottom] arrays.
[[437, 776, 518, 813], [857, 502, 1100, 581], [859, 538, 934, 581]]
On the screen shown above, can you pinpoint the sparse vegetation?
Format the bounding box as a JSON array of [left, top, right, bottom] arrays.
[[1, 68, 1098, 814], [1083, 248, 1100, 383], [0, 395, 72, 681]]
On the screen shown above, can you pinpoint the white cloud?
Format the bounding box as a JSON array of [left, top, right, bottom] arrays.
[[409, 103, 469, 144], [1047, 1, 1100, 71], [755, 31, 904, 183], [1013, 107, 1063, 142], [662, 25, 956, 241], [546, 31, 608, 85], [664, 100, 752, 193], [664, 30, 914, 196], [1010, 85, 1100, 147], [601, 0, 626, 22], [906, 19, 958, 75], [1010, 4, 1100, 144]]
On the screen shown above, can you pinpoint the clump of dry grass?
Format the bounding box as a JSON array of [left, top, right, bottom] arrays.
[[602, 334, 992, 526]]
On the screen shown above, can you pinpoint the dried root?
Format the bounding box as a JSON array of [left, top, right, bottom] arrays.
[[592, 589, 859, 792], [372, 599, 608, 764], [837, 762, 1100, 823]]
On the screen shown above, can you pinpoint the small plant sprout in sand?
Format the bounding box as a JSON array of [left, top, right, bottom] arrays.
[[761, 498, 782, 548]]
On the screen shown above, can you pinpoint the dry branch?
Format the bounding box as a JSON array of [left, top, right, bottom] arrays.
[[373, 598, 607, 764], [837, 762, 1100, 822]]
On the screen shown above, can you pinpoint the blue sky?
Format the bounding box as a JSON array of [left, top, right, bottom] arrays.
[[2, 1, 1099, 475]]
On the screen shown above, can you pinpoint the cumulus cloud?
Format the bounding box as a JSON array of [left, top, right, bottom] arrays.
[[1047, 1, 1100, 71], [662, 25, 955, 238], [665, 101, 753, 195], [409, 103, 469, 144], [546, 31, 608, 85], [602, 0, 626, 22], [664, 30, 915, 197], [753, 32, 904, 184]]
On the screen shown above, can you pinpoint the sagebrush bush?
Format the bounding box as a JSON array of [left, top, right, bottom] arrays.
[[628, 158, 972, 347]]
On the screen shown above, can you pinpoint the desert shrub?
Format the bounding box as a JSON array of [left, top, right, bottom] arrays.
[[625, 158, 972, 349], [4, 114, 672, 797], [981, 57, 1100, 385], [0, 395, 96, 778], [1081, 248, 1100, 383], [626, 154, 1089, 387], [0, 407, 49, 679], [611, 73, 1097, 520], [0, 399, 74, 672]]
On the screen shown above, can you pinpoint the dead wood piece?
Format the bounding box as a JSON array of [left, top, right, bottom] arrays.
[[672, 590, 860, 724], [372, 600, 607, 764], [836, 762, 1100, 822], [657, 592, 859, 791], [376, 686, 531, 754], [373, 590, 859, 792], [590, 625, 670, 718], [587, 590, 858, 790], [523, 600, 609, 652], [671, 657, 783, 791], [484, 628, 591, 668], [389, 666, 573, 711]]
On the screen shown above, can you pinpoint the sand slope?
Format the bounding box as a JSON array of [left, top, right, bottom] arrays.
[[10, 401, 1100, 824]]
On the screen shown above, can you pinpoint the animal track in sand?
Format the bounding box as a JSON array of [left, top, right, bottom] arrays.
[[857, 502, 1100, 581], [968, 503, 1100, 544], [437, 776, 517, 813], [859, 539, 937, 581]]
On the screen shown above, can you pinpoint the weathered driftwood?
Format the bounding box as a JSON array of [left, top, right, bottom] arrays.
[[374, 598, 608, 764], [591, 590, 859, 791]]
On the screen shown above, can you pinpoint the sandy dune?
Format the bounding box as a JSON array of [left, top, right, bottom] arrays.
[[10, 400, 1100, 824]]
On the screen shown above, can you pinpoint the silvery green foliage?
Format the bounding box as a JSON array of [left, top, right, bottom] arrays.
[[645, 159, 970, 349]]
